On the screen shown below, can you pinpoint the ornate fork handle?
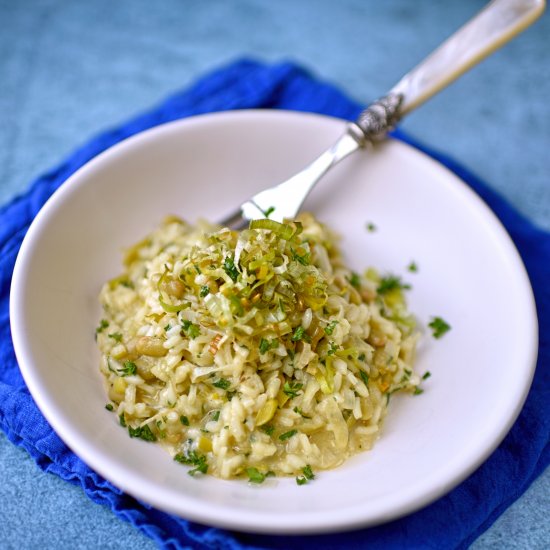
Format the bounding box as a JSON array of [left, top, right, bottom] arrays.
[[221, 0, 545, 229]]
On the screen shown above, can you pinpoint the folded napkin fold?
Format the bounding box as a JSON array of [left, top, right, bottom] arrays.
[[0, 59, 548, 550]]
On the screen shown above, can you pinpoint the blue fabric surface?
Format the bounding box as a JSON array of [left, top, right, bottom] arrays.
[[0, 59, 548, 550]]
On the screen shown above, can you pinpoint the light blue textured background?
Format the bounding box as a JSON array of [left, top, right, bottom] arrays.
[[0, 0, 548, 548]]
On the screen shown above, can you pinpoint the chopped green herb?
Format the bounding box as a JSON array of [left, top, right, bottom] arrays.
[[261, 424, 275, 436], [291, 326, 309, 342], [428, 317, 451, 339], [108, 332, 123, 342], [291, 247, 310, 266], [377, 275, 411, 294], [105, 403, 114, 412], [366, 222, 377, 232], [293, 406, 311, 419], [279, 429, 298, 441], [296, 464, 315, 485], [174, 450, 208, 475], [213, 378, 231, 390], [283, 381, 303, 398], [359, 370, 369, 386], [407, 261, 418, 273], [164, 324, 171, 331], [324, 321, 338, 336], [246, 467, 274, 484], [180, 415, 190, 426], [223, 255, 239, 282], [414, 387, 424, 395], [181, 320, 201, 339], [358, 353, 366, 362], [263, 206, 275, 218], [422, 371, 432, 380], [96, 319, 109, 334], [199, 285, 210, 298], [121, 361, 137, 376], [128, 423, 157, 442], [119, 414, 127, 427], [327, 342, 338, 356], [259, 337, 279, 354], [349, 272, 361, 289], [212, 410, 221, 422]]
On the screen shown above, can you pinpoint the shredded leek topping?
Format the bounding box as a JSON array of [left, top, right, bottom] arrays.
[[97, 213, 422, 480]]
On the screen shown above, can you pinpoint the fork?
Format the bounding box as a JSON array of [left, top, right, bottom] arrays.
[[221, 0, 544, 230]]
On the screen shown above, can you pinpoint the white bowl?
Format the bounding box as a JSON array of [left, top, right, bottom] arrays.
[[10, 110, 538, 534]]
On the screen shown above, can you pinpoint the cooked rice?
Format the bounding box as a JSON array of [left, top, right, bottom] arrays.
[[96, 213, 420, 480]]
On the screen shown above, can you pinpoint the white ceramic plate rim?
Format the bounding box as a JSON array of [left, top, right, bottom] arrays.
[[10, 110, 538, 534]]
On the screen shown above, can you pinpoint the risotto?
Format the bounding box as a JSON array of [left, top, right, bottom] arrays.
[[96, 213, 421, 482]]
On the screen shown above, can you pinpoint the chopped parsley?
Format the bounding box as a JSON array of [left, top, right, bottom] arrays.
[[259, 338, 279, 354], [105, 403, 114, 412], [324, 320, 338, 335], [263, 206, 275, 218], [366, 222, 377, 232], [212, 410, 221, 422], [121, 361, 137, 376], [349, 272, 361, 289], [213, 378, 231, 390], [428, 316, 451, 339], [181, 320, 201, 339], [180, 415, 190, 426], [199, 285, 210, 298], [261, 424, 275, 436], [414, 387, 424, 395], [108, 332, 123, 342], [422, 371, 432, 380], [279, 429, 298, 441], [283, 381, 303, 398], [327, 342, 338, 356], [96, 319, 109, 334], [128, 423, 157, 442], [377, 275, 411, 294], [358, 353, 366, 362], [119, 414, 127, 427], [407, 261, 418, 273], [223, 256, 239, 282], [174, 450, 208, 476], [164, 324, 171, 331], [291, 326, 309, 342], [359, 370, 369, 387], [246, 467, 275, 484], [296, 465, 315, 485]]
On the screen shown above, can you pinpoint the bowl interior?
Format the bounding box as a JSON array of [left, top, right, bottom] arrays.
[[10, 110, 537, 533]]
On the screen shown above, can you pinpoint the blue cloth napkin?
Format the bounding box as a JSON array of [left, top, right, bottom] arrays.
[[1, 59, 548, 550]]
